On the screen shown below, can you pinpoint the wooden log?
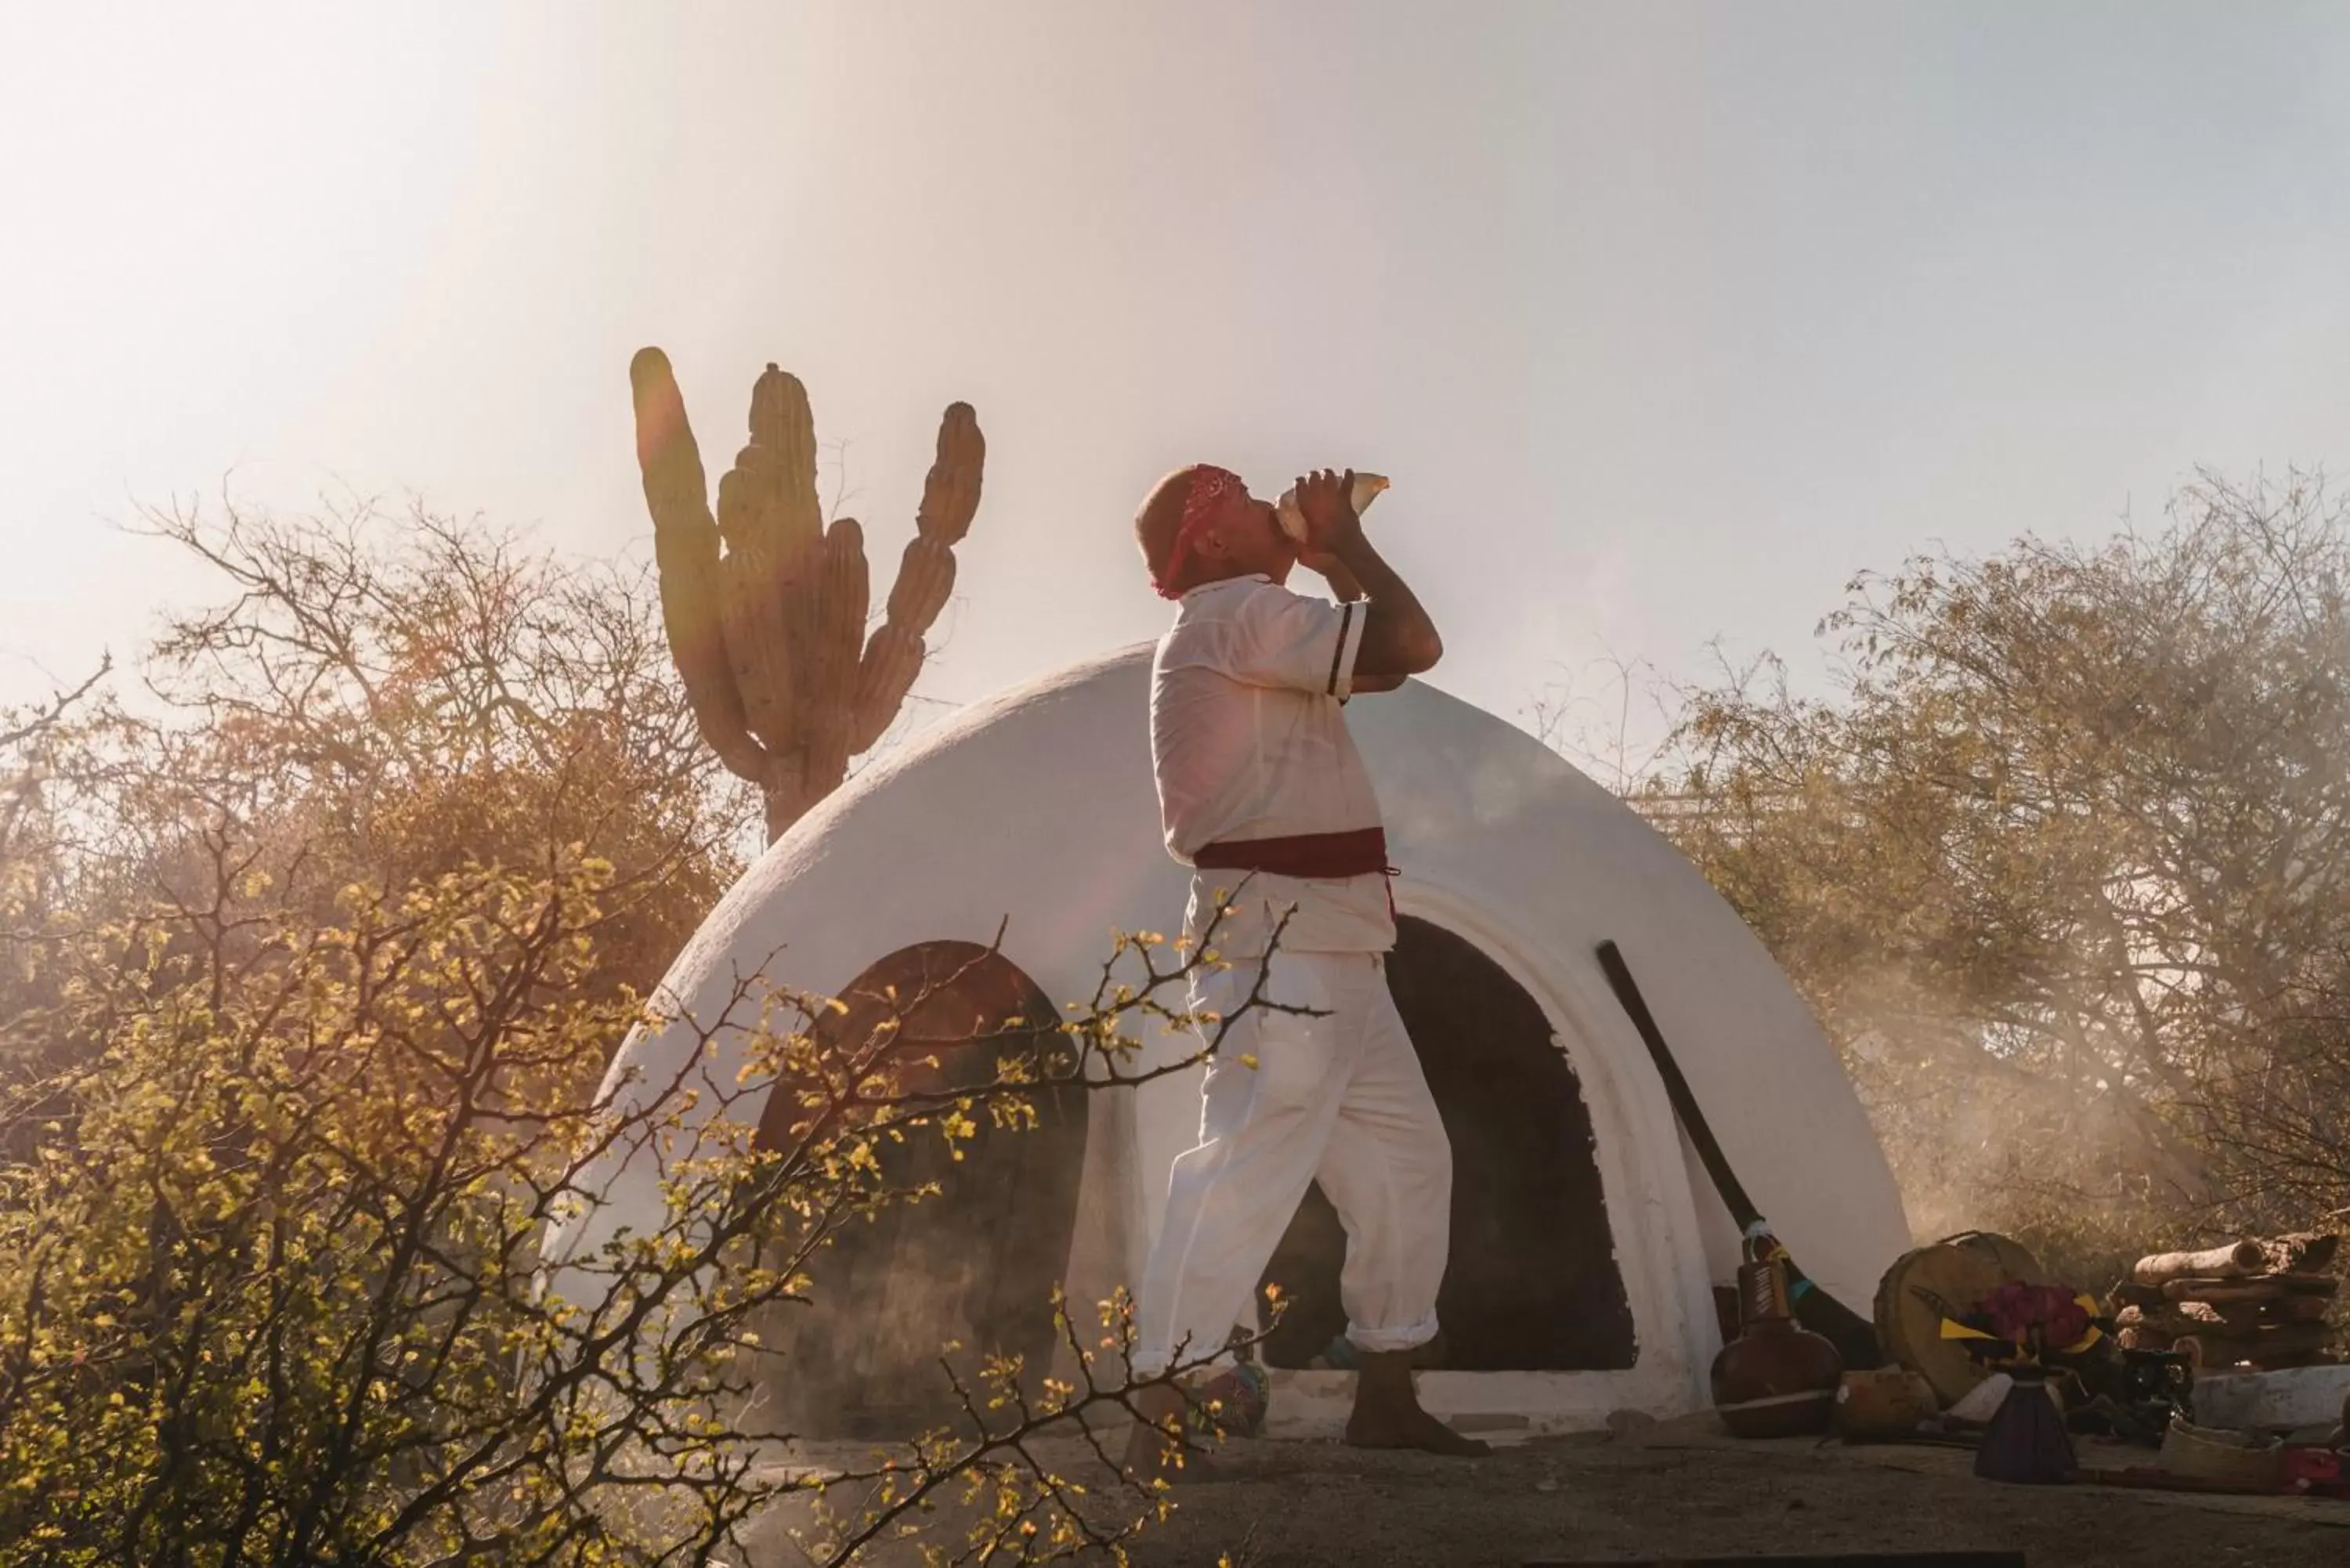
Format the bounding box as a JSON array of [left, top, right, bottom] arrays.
[[2116, 1302, 2198, 1328], [2259, 1294, 2334, 1324], [2110, 1281, 2167, 1310], [2132, 1241, 2265, 1285], [2162, 1277, 2289, 1304], [2258, 1233, 2339, 1275], [2173, 1321, 2335, 1367], [2258, 1322, 2339, 1352], [2117, 1301, 2258, 1336], [2073, 1466, 2294, 1498], [2160, 1274, 2338, 1304]]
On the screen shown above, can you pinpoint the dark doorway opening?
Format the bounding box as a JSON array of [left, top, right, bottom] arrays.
[[750, 941, 1089, 1438], [1257, 916, 1637, 1371]]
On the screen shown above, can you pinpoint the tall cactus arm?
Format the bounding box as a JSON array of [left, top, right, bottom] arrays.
[[848, 403, 985, 751], [916, 402, 985, 545], [629, 347, 769, 782], [802, 515, 872, 796], [716, 365, 826, 754], [849, 548, 952, 753]]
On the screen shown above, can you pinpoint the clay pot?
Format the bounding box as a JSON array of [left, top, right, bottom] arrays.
[[1712, 1260, 1846, 1438]]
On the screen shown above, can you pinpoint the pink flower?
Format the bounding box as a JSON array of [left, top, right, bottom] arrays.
[[1980, 1282, 2088, 1349]]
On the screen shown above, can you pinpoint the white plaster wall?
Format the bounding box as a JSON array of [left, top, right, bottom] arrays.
[[542, 645, 1909, 1421]]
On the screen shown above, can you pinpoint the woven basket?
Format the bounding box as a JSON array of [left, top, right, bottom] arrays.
[[2159, 1415, 2285, 1491]]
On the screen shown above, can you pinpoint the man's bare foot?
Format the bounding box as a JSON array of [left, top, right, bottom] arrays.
[[1345, 1403, 1494, 1455], [1343, 1348, 1492, 1457]]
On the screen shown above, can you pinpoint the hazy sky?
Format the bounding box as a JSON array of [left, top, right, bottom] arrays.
[[6, 2, 2348, 757]]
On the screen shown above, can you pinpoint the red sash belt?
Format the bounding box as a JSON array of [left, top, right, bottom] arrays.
[[1191, 827, 1397, 918]]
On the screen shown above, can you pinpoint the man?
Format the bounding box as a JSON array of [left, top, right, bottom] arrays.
[[1122, 464, 1488, 1481]]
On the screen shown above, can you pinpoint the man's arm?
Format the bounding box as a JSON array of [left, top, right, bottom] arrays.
[[1295, 468, 1441, 681], [1302, 555, 1404, 692]]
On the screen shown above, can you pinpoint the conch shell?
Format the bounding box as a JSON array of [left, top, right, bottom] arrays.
[[1277, 472, 1390, 543]]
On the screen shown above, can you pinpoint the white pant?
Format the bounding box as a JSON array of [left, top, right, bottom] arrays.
[[1132, 950, 1452, 1378]]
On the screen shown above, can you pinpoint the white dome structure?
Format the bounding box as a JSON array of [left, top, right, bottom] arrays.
[[548, 645, 1908, 1439]]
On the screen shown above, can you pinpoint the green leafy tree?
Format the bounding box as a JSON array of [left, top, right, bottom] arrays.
[[1647, 470, 2350, 1274], [0, 503, 1271, 1564], [0, 844, 1268, 1563]]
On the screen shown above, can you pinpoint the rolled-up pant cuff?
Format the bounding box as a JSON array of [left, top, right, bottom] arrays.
[[1346, 1315, 1440, 1354]]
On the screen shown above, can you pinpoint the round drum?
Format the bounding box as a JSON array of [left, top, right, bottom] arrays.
[[1873, 1231, 2051, 1409]]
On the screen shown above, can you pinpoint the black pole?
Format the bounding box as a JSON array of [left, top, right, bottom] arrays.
[[1595, 940, 1762, 1229], [1595, 939, 1880, 1367]]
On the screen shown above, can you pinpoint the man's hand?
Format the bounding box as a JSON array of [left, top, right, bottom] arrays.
[[1293, 468, 1365, 555], [1296, 466, 1442, 681]]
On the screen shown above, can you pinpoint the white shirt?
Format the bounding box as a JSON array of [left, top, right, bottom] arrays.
[[1150, 574, 1395, 956]]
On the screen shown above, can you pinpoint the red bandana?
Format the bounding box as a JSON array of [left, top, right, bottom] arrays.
[[1154, 464, 1246, 599]]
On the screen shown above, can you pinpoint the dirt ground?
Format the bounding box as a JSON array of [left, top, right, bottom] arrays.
[[738, 1413, 2350, 1566], [1116, 1417, 2350, 1568]]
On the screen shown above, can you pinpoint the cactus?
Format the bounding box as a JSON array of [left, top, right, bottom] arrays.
[[629, 348, 984, 842]]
